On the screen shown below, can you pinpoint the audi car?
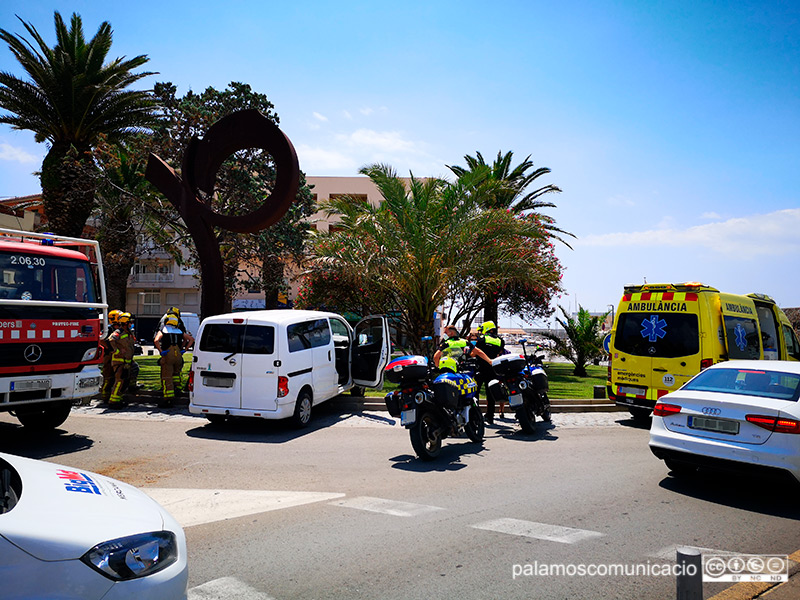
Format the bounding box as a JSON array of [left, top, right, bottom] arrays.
[[649, 361, 800, 484], [0, 452, 188, 599]]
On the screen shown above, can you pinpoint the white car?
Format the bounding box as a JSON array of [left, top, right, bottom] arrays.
[[649, 360, 800, 484], [0, 452, 188, 599]]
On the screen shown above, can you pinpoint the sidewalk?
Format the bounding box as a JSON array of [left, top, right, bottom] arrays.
[[708, 550, 800, 600]]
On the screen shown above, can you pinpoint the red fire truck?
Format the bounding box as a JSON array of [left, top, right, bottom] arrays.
[[0, 228, 108, 429]]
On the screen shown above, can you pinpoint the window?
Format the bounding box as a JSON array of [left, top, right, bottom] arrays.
[[200, 324, 243, 354], [723, 316, 761, 360], [783, 325, 800, 360], [184, 292, 199, 305], [614, 313, 699, 358], [0, 251, 96, 303], [683, 367, 800, 402], [242, 325, 275, 354], [287, 319, 331, 352], [142, 292, 161, 315]]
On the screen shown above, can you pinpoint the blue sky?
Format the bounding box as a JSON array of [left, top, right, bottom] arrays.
[[1, 1, 798, 327]]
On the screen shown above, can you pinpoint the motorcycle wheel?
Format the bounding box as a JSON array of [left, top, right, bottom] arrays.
[[409, 410, 442, 460], [516, 392, 537, 434], [465, 404, 484, 443], [539, 391, 552, 422]]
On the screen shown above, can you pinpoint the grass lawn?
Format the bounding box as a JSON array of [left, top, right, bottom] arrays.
[[136, 354, 607, 399], [134, 352, 193, 391]]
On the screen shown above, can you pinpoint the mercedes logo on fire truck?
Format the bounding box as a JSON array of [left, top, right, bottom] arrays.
[[24, 344, 43, 363]]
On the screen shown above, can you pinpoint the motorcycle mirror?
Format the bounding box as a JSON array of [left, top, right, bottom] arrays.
[[518, 338, 528, 344], [421, 336, 433, 342]]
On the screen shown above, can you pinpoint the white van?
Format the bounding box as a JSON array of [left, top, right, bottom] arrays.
[[189, 310, 391, 427]]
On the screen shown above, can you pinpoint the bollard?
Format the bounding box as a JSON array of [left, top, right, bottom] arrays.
[[593, 385, 606, 399], [148, 349, 154, 356], [676, 546, 703, 600]]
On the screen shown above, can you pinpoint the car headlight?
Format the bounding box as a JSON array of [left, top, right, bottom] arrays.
[[81, 531, 178, 580]]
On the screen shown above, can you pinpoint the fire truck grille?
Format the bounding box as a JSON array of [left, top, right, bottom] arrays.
[[0, 341, 96, 371]]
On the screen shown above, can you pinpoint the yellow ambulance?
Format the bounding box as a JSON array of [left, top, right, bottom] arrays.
[[607, 282, 800, 419]]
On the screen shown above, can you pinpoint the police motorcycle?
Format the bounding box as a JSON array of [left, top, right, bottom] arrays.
[[486, 339, 551, 433], [383, 338, 485, 460]]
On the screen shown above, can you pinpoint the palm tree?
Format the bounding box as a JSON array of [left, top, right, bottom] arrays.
[[304, 164, 557, 352], [0, 12, 156, 237], [542, 305, 608, 376], [447, 151, 573, 323]]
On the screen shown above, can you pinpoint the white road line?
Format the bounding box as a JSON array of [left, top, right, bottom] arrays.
[[330, 496, 445, 517], [144, 488, 345, 528], [189, 576, 275, 599], [650, 545, 741, 561], [472, 518, 604, 544]]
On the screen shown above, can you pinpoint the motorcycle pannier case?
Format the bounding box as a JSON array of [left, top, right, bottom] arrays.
[[524, 365, 549, 391], [384, 355, 428, 384], [432, 372, 476, 409], [491, 354, 526, 378]]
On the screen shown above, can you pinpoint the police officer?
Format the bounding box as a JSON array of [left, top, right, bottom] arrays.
[[153, 314, 193, 407], [434, 324, 493, 374], [475, 321, 506, 424], [108, 312, 135, 409], [99, 309, 121, 405]]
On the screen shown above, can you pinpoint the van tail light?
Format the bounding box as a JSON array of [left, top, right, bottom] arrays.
[[277, 376, 289, 398], [188, 370, 194, 393], [746, 415, 800, 434], [653, 403, 682, 417], [700, 359, 713, 370]]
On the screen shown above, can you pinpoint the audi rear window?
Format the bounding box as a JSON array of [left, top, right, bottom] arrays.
[[682, 368, 800, 402]]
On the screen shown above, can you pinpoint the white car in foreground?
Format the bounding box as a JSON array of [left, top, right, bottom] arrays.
[[650, 360, 800, 484], [0, 452, 188, 599]]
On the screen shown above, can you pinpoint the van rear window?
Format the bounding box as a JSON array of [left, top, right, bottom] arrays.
[[615, 313, 699, 358], [200, 323, 274, 354]]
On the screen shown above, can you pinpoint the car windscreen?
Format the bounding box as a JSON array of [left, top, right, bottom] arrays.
[[0, 252, 97, 303], [614, 313, 699, 358], [200, 323, 275, 354], [682, 368, 800, 402]]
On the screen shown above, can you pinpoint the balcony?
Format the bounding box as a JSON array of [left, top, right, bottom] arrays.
[[132, 273, 175, 283]]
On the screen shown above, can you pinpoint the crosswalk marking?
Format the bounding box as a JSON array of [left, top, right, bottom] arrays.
[[472, 518, 604, 544], [189, 576, 275, 599], [330, 496, 445, 517], [144, 488, 345, 528], [650, 544, 740, 561]]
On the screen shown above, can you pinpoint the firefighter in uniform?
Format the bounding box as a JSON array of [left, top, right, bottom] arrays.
[[108, 312, 135, 409], [99, 309, 121, 405], [475, 321, 506, 424], [153, 314, 193, 407]]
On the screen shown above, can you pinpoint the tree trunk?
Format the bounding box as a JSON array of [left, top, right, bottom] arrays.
[[483, 291, 499, 326], [261, 254, 285, 309], [41, 143, 97, 238], [98, 212, 137, 312]]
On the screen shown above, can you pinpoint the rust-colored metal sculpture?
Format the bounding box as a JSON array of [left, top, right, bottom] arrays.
[[145, 109, 300, 318]]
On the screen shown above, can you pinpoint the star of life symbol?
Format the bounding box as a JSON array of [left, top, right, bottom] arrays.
[[734, 323, 748, 352], [640, 315, 667, 342]]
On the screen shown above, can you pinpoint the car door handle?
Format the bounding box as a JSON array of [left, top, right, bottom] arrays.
[[328, 351, 332, 361], [653, 368, 667, 372]]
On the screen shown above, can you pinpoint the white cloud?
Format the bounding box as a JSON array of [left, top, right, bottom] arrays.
[[0, 143, 38, 164], [339, 129, 417, 154], [312, 112, 328, 122], [701, 211, 722, 220], [607, 195, 636, 207], [578, 208, 800, 257], [295, 144, 358, 173]]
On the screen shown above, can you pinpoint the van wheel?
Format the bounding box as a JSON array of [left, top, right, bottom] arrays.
[[629, 407, 652, 421], [350, 386, 365, 397], [293, 391, 312, 428]]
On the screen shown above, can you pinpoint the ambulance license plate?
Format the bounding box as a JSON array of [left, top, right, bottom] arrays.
[[11, 379, 51, 391], [619, 386, 646, 397]]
